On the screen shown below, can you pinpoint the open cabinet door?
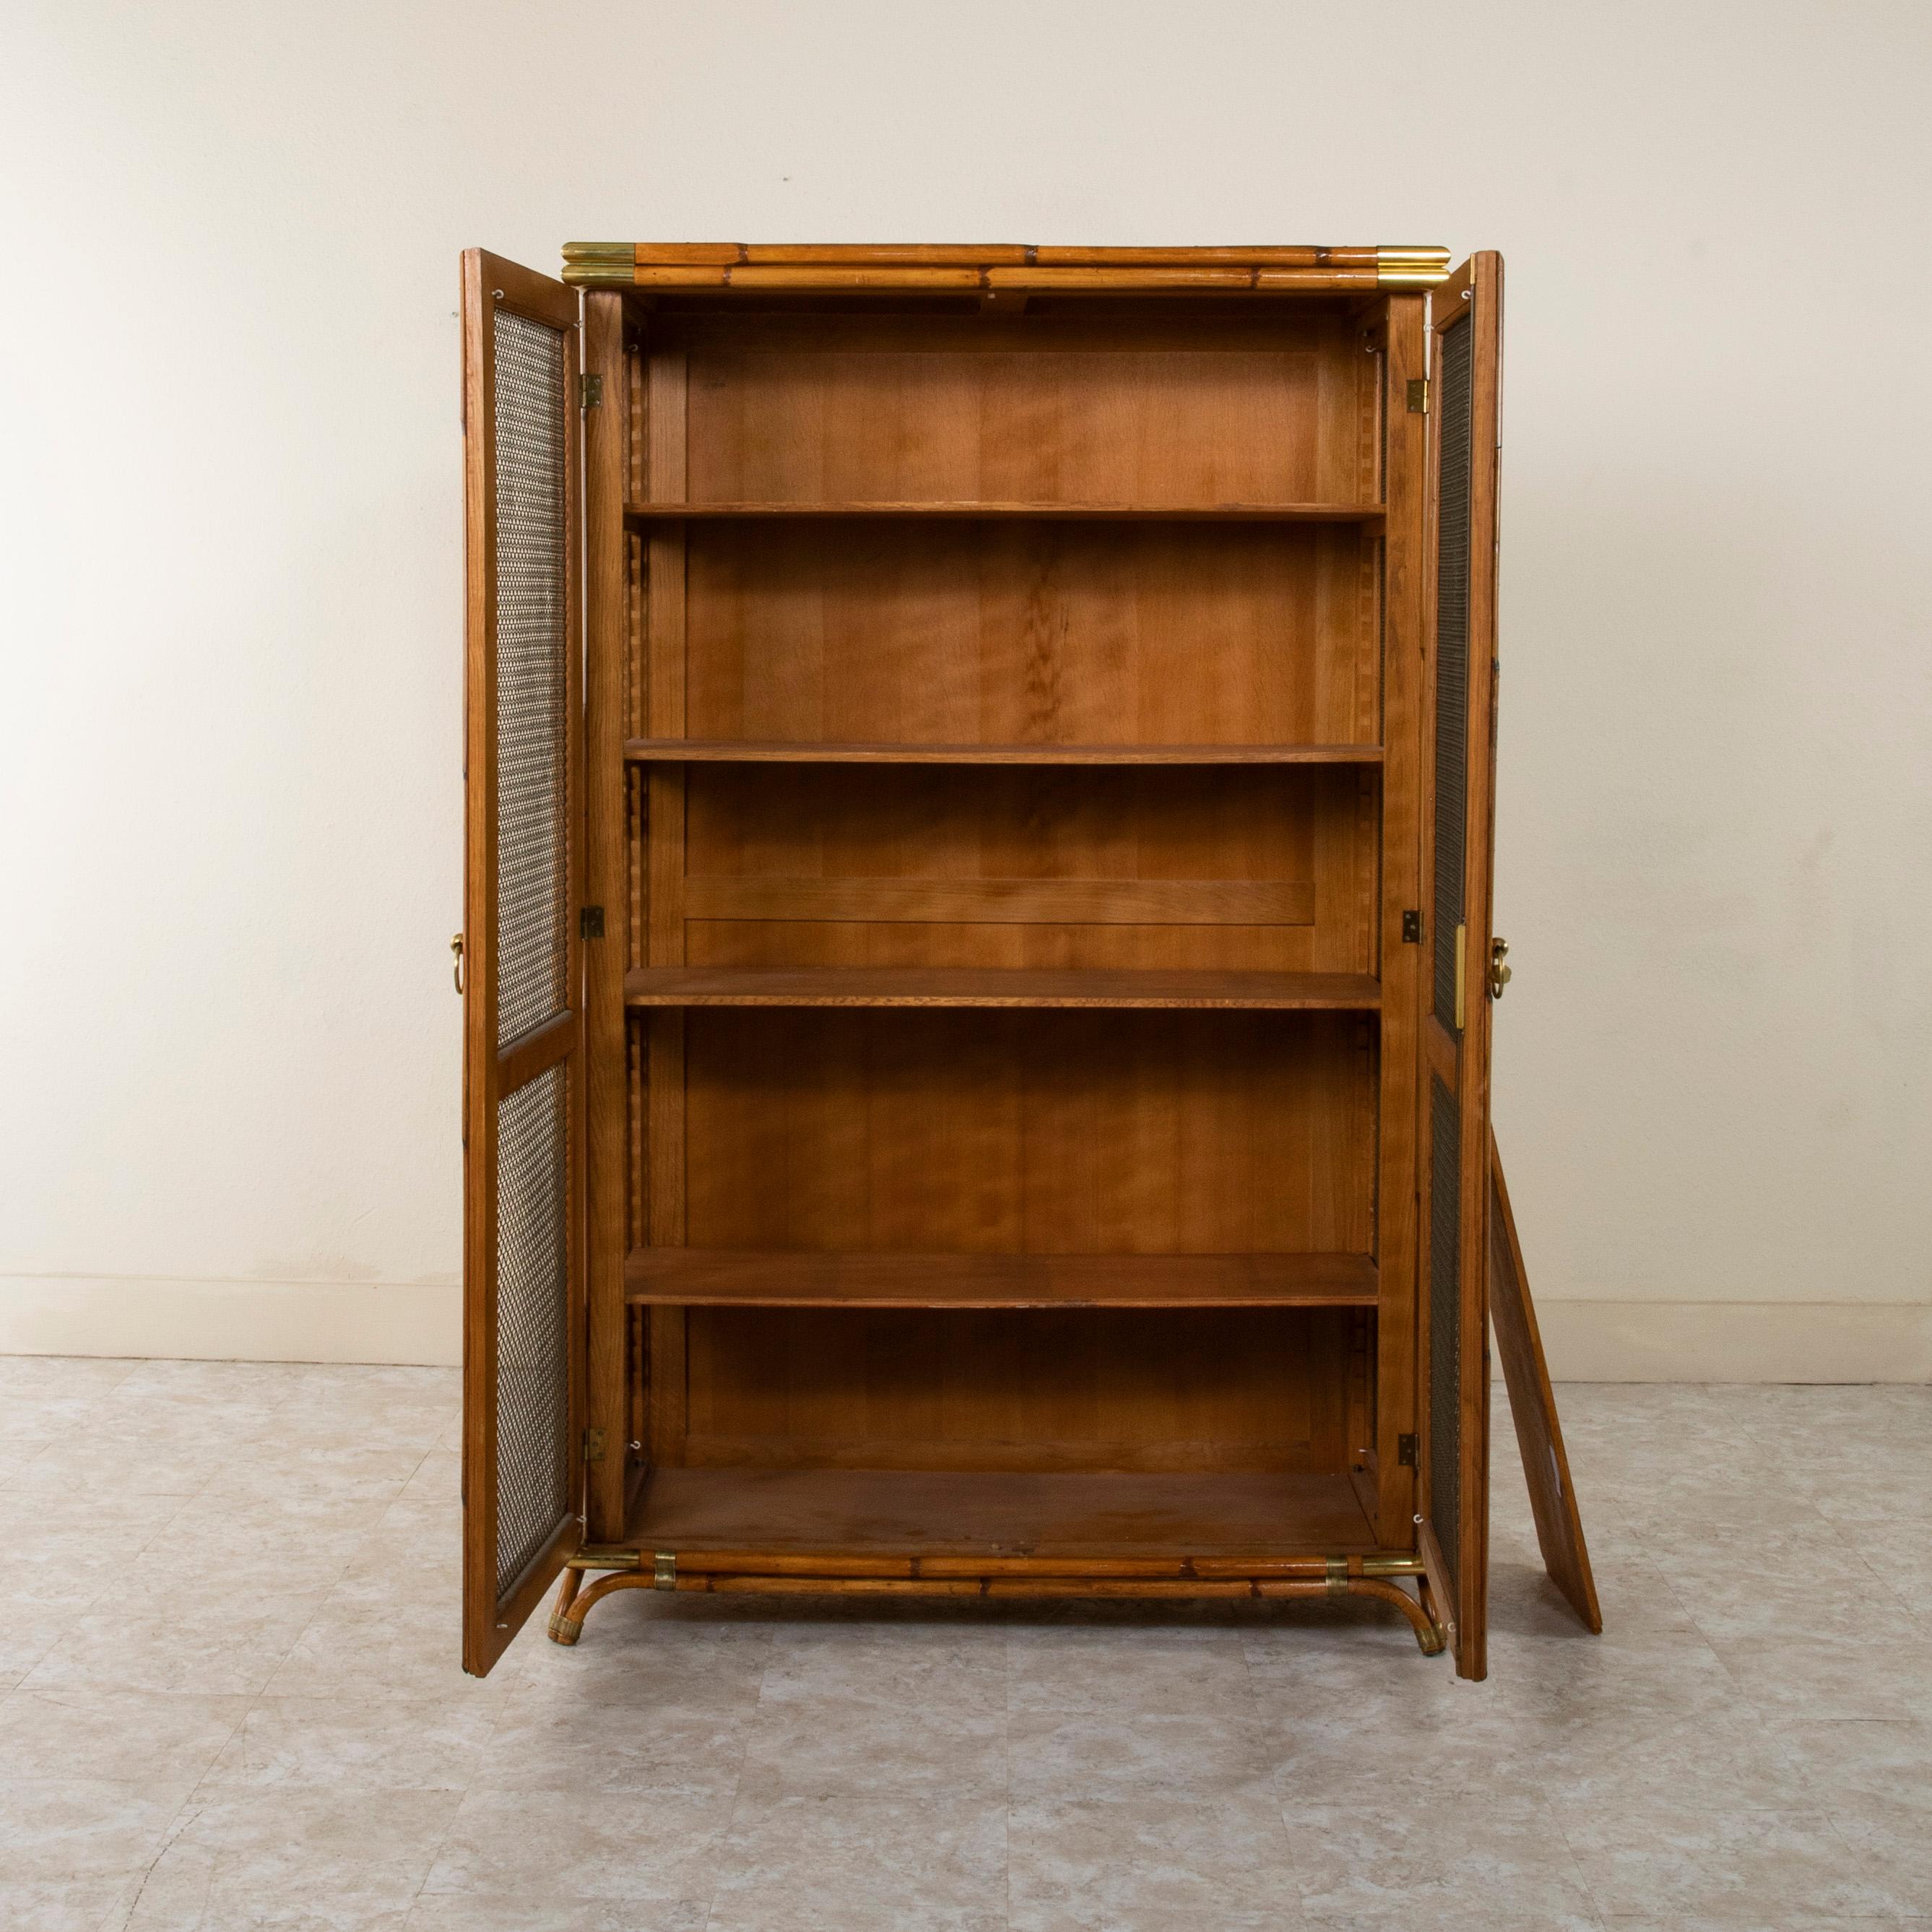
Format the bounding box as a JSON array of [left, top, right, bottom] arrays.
[[1418, 252, 1504, 1679], [460, 250, 586, 1676]]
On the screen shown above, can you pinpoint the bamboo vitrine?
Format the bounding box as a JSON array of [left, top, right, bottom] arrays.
[[458, 241, 1598, 1681]]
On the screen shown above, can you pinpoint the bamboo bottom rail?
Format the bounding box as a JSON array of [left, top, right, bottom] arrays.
[[547, 1564, 1445, 1654], [565, 1548, 1426, 1580]]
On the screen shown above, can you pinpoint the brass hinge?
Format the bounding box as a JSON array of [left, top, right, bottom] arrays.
[[582, 1428, 606, 1464], [1400, 910, 1422, 944], [1453, 922, 1468, 1030], [580, 373, 604, 410], [1398, 1432, 1418, 1468], [652, 1551, 677, 1590], [1406, 377, 1429, 415], [580, 905, 605, 939]]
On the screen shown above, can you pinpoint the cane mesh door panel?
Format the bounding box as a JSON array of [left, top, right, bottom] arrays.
[[493, 311, 573, 1050], [492, 1062, 572, 1595]]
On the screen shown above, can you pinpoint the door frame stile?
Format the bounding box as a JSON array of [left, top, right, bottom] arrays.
[[459, 246, 502, 1672], [1453, 252, 1504, 1679], [583, 289, 631, 1543], [1374, 293, 1429, 1543], [1414, 251, 1505, 1680]]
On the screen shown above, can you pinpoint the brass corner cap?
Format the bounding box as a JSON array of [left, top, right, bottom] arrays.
[[562, 243, 636, 287], [1377, 245, 1452, 287]]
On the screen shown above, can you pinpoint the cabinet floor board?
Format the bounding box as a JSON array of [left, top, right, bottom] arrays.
[[627, 1467, 1382, 1560]]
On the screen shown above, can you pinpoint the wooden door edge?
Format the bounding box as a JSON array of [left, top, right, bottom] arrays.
[[1488, 1128, 1603, 1634], [1415, 1517, 1459, 1662]]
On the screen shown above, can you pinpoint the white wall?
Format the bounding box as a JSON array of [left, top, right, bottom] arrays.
[[2, 0, 1927, 1376]]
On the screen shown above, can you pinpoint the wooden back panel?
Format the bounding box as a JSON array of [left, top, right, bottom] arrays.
[[684, 521, 1378, 748], [678, 313, 1375, 506], [631, 299, 1394, 1490], [684, 1010, 1373, 1255], [683, 1307, 1357, 1474], [683, 765, 1376, 974]]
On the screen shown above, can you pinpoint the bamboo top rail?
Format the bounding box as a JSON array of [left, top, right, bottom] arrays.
[[562, 242, 1451, 293]]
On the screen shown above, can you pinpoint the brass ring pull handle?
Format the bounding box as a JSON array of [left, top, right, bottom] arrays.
[[1489, 936, 1512, 1000], [451, 933, 465, 995]]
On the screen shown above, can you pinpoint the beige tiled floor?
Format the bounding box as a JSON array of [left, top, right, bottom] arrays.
[[2, 1359, 1929, 1929]]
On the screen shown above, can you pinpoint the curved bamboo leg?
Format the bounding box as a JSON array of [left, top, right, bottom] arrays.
[[1251, 1577, 1445, 1655], [1415, 1572, 1451, 1655], [546, 1566, 584, 1645], [550, 1569, 663, 1645], [1351, 1577, 1447, 1655]]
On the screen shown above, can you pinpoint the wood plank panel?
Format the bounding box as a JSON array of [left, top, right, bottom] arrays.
[[683, 521, 1374, 748], [625, 1248, 1377, 1308], [661, 313, 1367, 356], [688, 924, 1340, 976], [680, 762, 1366, 973], [683, 765, 1360, 908], [683, 876, 1315, 927], [681, 320, 1369, 506], [683, 1307, 1350, 1473], [681, 1009, 1373, 1257]]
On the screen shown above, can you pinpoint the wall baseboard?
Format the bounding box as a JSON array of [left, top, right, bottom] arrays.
[[1527, 1299, 1932, 1383], [1, 1278, 1928, 1382], [0, 1275, 462, 1367]]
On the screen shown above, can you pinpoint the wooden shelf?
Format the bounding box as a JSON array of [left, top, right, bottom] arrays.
[[625, 738, 1384, 766], [626, 1468, 1382, 1561], [625, 1248, 1378, 1309], [624, 966, 1381, 1010], [625, 499, 1385, 524]]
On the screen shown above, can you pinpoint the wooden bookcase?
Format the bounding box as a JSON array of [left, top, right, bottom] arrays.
[[458, 242, 1598, 1681]]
